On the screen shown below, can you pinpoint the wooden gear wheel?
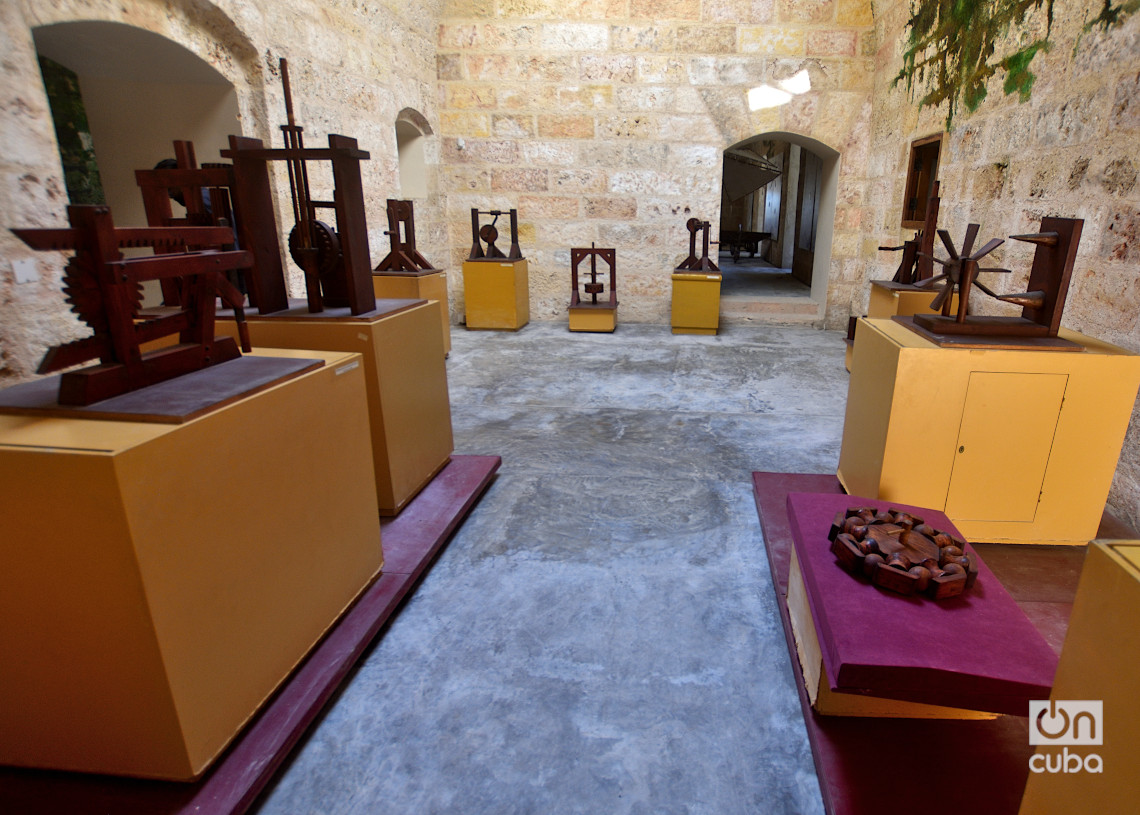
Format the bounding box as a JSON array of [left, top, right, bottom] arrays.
[[915, 224, 1007, 321], [62, 254, 143, 334], [289, 220, 341, 276]]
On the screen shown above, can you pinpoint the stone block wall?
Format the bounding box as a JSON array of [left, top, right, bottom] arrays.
[[865, 0, 1140, 528], [436, 0, 876, 324], [0, 0, 445, 383]]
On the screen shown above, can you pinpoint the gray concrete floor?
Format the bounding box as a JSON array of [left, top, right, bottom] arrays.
[[254, 320, 848, 815], [717, 254, 811, 298]]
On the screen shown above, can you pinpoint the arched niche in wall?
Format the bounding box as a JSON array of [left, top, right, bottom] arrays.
[[32, 21, 240, 234], [719, 131, 839, 318], [395, 108, 432, 200]]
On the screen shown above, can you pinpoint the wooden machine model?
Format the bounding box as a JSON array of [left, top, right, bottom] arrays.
[[568, 244, 617, 332], [375, 199, 438, 274], [904, 216, 1083, 348], [828, 505, 978, 600], [570, 244, 617, 309], [135, 139, 288, 315], [467, 208, 523, 261], [675, 217, 719, 273], [879, 180, 940, 285], [11, 205, 252, 405], [220, 59, 375, 315]]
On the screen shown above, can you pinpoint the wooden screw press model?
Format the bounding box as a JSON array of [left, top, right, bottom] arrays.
[[568, 244, 617, 332], [220, 59, 375, 315]]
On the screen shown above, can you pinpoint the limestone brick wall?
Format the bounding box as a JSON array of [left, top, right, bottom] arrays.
[[865, 1, 1140, 527], [436, 0, 876, 325], [0, 0, 444, 384]]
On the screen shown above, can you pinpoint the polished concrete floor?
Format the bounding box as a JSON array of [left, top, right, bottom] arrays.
[[254, 320, 848, 815], [717, 254, 811, 298]]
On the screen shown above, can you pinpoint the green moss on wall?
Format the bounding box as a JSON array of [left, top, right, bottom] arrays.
[[896, 0, 1137, 127], [37, 56, 105, 205]]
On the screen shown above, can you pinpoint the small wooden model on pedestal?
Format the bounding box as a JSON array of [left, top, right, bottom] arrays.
[[846, 182, 953, 369], [1, 198, 381, 781], [840, 214, 1140, 545], [568, 243, 617, 332], [461, 207, 529, 330], [208, 58, 454, 516], [671, 217, 722, 335], [902, 217, 1084, 350], [9, 204, 255, 406], [372, 199, 450, 354]]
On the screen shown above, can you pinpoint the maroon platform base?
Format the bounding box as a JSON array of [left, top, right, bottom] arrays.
[[752, 471, 1090, 815], [0, 454, 500, 815]]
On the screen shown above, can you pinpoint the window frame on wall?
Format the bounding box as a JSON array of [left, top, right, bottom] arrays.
[[901, 132, 943, 229]]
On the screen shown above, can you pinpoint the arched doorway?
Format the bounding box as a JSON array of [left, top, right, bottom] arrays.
[[33, 21, 239, 232], [718, 131, 839, 323], [395, 108, 432, 200]]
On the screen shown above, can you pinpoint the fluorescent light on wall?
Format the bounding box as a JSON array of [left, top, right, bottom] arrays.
[[747, 85, 793, 110]]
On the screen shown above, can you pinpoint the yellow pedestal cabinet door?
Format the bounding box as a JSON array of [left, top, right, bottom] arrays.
[[945, 372, 1067, 523], [838, 318, 1140, 544]]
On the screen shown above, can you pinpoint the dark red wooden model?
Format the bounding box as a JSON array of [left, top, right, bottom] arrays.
[[220, 59, 375, 315], [911, 216, 1083, 339], [12, 205, 252, 406], [879, 180, 940, 284], [374, 200, 438, 274], [467, 208, 522, 261], [570, 244, 617, 309], [675, 217, 719, 272], [136, 139, 289, 315]]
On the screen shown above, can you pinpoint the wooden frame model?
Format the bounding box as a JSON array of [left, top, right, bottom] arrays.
[[11, 205, 252, 405]]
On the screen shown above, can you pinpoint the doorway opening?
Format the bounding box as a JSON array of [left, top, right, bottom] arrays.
[[33, 22, 239, 232], [395, 109, 432, 200], [718, 132, 839, 321], [33, 21, 240, 305]]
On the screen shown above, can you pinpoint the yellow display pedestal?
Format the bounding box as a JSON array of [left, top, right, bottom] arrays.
[[0, 350, 381, 780], [867, 280, 957, 320], [372, 270, 450, 354], [845, 281, 959, 370], [218, 300, 453, 516], [1019, 541, 1140, 813], [838, 318, 1140, 545], [568, 304, 617, 333], [671, 272, 722, 335], [462, 259, 530, 330]]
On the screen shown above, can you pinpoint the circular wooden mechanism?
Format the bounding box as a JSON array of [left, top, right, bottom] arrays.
[[289, 219, 341, 276], [828, 507, 979, 600]]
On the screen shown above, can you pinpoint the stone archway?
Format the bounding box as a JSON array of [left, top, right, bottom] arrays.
[[395, 107, 432, 199], [33, 21, 242, 231], [719, 130, 839, 324]]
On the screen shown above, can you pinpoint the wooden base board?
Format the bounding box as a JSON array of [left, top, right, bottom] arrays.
[[0, 356, 322, 424], [0, 454, 500, 815], [895, 316, 1083, 351]]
